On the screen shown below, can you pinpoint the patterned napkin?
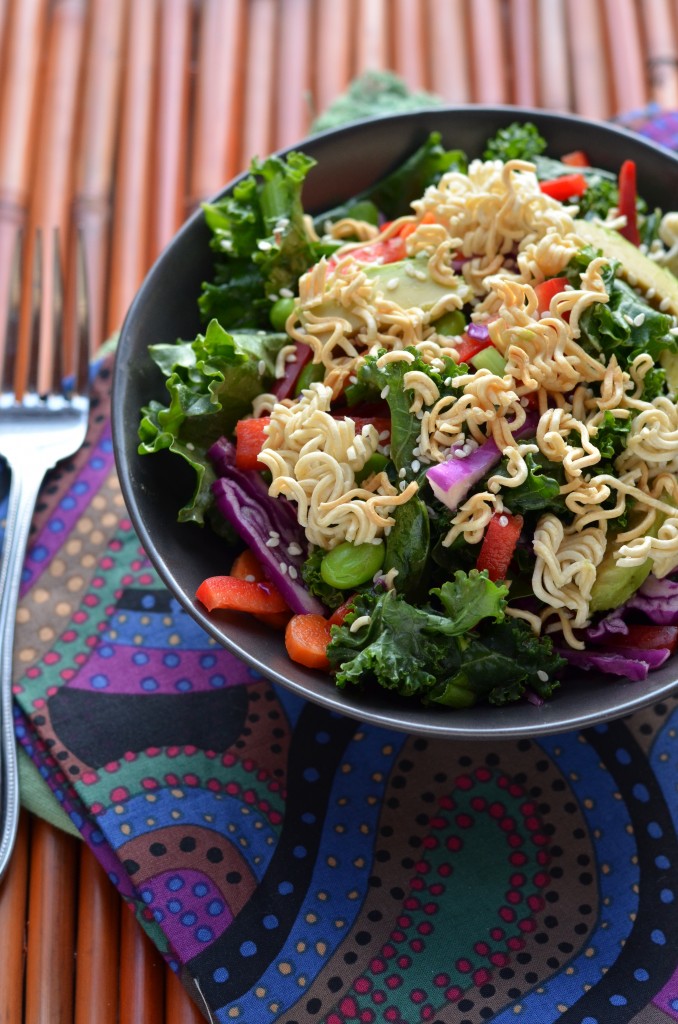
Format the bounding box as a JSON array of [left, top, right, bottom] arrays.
[[7, 109, 678, 1024]]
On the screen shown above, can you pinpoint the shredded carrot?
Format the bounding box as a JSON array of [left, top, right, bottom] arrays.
[[285, 614, 333, 670]]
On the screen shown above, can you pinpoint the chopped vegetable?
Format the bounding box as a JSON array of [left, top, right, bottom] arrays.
[[235, 417, 270, 471], [561, 150, 590, 167], [534, 276, 569, 314], [475, 512, 524, 582], [483, 122, 547, 162], [618, 159, 641, 245], [426, 413, 539, 512], [196, 575, 289, 614], [273, 342, 312, 400], [229, 548, 291, 628], [285, 614, 332, 670], [320, 540, 385, 589], [539, 173, 588, 201]]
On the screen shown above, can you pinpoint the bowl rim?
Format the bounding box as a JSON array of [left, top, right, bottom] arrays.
[[113, 104, 678, 738]]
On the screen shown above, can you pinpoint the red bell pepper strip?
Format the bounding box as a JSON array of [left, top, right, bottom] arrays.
[[476, 512, 524, 582], [560, 150, 590, 167], [235, 417, 270, 471], [534, 276, 569, 315], [618, 159, 641, 246], [453, 332, 493, 365], [273, 342, 312, 401], [539, 173, 588, 201], [605, 625, 678, 653], [196, 575, 289, 614]]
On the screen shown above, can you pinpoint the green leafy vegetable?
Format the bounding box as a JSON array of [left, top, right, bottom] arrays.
[[383, 495, 430, 600], [484, 122, 547, 162], [199, 152, 320, 329], [346, 347, 467, 481], [566, 247, 676, 367], [490, 451, 567, 516], [591, 410, 632, 473], [328, 571, 563, 705], [138, 319, 288, 524]]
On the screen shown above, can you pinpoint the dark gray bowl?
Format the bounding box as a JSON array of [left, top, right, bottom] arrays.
[[113, 105, 678, 738]]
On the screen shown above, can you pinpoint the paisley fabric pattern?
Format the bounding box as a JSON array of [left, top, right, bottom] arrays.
[[8, 107, 678, 1021]]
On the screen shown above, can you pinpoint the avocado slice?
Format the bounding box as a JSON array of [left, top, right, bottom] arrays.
[[575, 219, 678, 317], [300, 258, 471, 330], [589, 507, 666, 613], [364, 258, 471, 311], [575, 220, 678, 390]]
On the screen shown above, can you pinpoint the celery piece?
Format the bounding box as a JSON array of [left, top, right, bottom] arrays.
[[470, 346, 506, 376]]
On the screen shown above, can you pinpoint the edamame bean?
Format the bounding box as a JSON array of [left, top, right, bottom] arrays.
[[320, 540, 385, 589], [270, 296, 296, 332]]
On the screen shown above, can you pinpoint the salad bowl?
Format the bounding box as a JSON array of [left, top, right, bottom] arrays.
[[113, 106, 678, 738]]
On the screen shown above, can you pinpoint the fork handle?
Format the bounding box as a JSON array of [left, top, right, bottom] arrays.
[[0, 465, 44, 880]]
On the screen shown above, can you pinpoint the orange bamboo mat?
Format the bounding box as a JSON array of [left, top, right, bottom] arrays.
[[0, 0, 675, 1020]]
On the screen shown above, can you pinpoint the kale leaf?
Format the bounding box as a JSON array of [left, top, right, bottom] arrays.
[[484, 122, 547, 162]]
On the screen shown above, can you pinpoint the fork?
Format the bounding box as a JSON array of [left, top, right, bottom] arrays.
[[0, 230, 89, 881]]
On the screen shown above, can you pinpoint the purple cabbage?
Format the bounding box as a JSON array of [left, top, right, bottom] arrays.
[[624, 575, 678, 625], [426, 412, 539, 512], [208, 437, 325, 615], [556, 648, 653, 682], [584, 611, 629, 641], [466, 322, 491, 342]]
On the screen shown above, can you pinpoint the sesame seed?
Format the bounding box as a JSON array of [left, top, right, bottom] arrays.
[[623, 313, 635, 326], [380, 385, 390, 399], [279, 287, 293, 298], [258, 240, 272, 251], [646, 287, 656, 300], [288, 566, 298, 580], [265, 536, 280, 548], [660, 296, 671, 311], [287, 542, 302, 556], [398, 467, 407, 478], [186, 441, 195, 451], [626, 272, 638, 286], [411, 459, 420, 472], [279, 562, 288, 575], [268, 293, 279, 302], [399, 480, 408, 490], [499, 515, 509, 527], [378, 430, 390, 442], [258, 359, 266, 375], [245, 574, 256, 582], [537, 670, 549, 682], [387, 277, 399, 291], [415, 270, 428, 281], [633, 313, 645, 326]]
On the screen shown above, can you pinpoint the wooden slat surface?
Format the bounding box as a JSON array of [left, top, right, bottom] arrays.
[[0, 1, 674, 1021]]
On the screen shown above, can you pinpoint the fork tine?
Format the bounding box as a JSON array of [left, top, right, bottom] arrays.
[[0, 229, 22, 396], [72, 227, 90, 397], [25, 228, 42, 395], [50, 227, 65, 394]]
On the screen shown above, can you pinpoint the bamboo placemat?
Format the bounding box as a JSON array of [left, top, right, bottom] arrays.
[[0, 1, 676, 1021]]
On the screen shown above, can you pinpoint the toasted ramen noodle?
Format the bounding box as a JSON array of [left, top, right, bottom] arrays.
[[258, 157, 678, 645]]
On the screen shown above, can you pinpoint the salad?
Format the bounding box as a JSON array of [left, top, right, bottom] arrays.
[[139, 122, 678, 709]]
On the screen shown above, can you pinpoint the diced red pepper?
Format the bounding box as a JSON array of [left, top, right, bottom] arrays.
[[539, 173, 588, 201], [229, 549, 291, 629], [196, 575, 289, 614], [534, 276, 569, 315], [476, 512, 524, 582], [273, 342, 312, 401], [344, 415, 391, 441], [618, 159, 641, 246], [235, 417, 270, 471], [327, 234, 407, 272], [453, 332, 493, 365], [605, 625, 678, 653], [560, 150, 590, 167], [328, 596, 357, 627]]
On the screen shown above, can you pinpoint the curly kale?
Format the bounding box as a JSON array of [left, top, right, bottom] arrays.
[[484, 122, 547, 163]]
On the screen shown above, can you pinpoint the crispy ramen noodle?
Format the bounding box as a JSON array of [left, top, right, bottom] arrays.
[[257, 156, 678, 644]]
